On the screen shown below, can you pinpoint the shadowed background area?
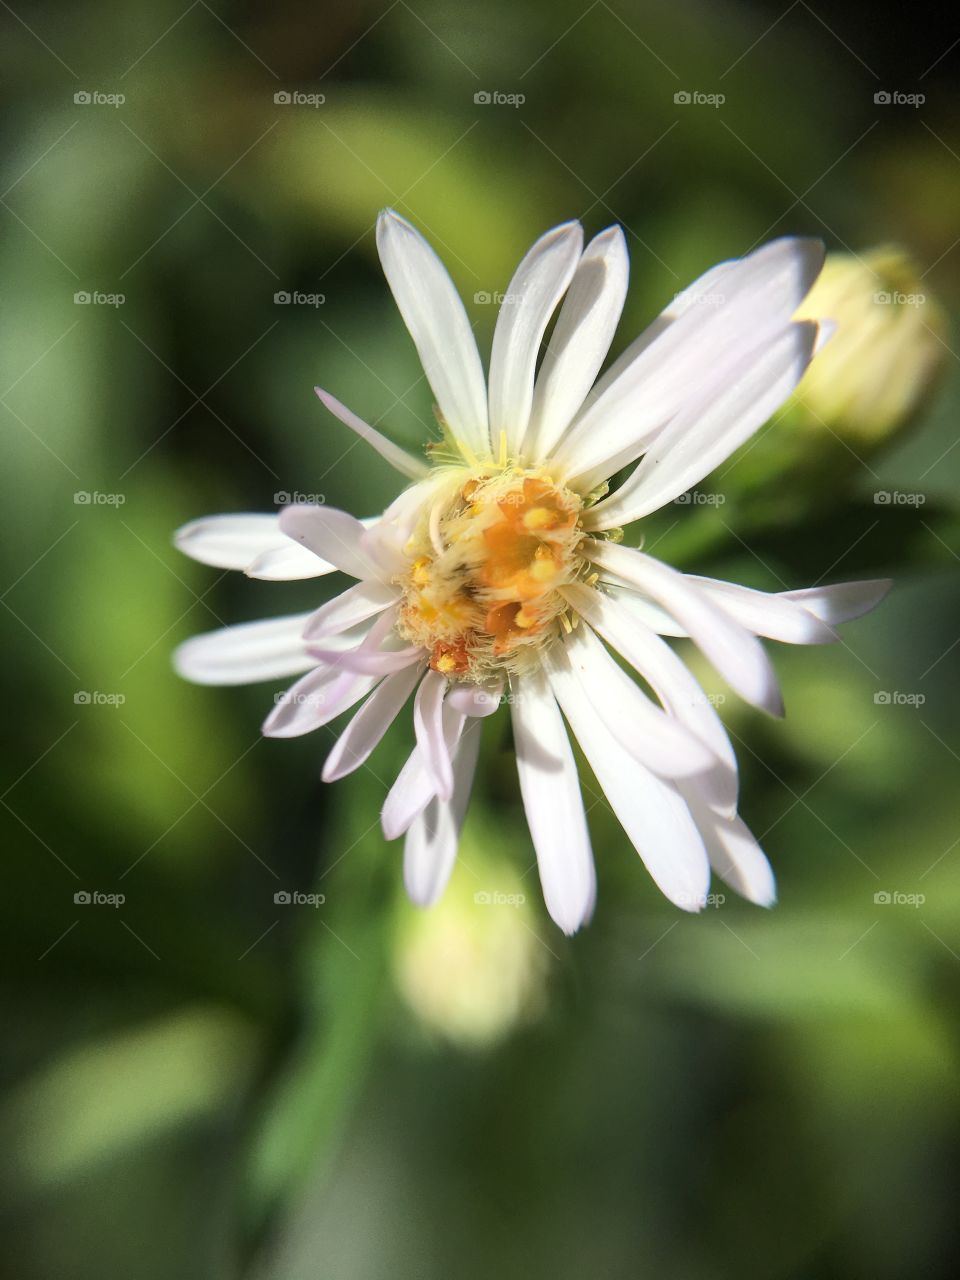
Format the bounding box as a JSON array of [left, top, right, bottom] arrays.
[[2, 1, 959, 1277]]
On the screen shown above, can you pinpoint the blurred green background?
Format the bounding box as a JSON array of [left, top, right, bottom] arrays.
[[3, 1, 959, 1277]]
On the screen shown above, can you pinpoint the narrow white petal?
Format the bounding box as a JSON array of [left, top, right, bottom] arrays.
[[174, 514, 296, 572], [487, 221, 583, 457], [560, 623, 718, 779], [262, 667, 378, 739], [403, 719, 482, 908], [173, 613, 315, 686], [414, 670, 454, 801], [322, 662, 423, 782], [544, 648, 710, 912], [556, 238, 824, 491], [686, 576, 837, 644], [245, 541, 339, 581], [604, 584, 687, 637], [278, 504, 383, 581], [303, 581, 400, 643], [584, 544, 784, 715], [376, 209, 489, 460], [585, 321, 820, 524], [511, 669, 595, 936], [525, 226, 629, 460], [314, 387, 429, 479], [780, 579, 892, 625], [562, 582, 738, 815], [382, 703, 467, 840], [682, 786, 776, 907]]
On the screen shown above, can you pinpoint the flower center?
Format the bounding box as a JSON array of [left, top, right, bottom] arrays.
[[395, 467, 586, 681]]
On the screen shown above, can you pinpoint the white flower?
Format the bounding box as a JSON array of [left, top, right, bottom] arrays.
[[174, 211, 891, 934]]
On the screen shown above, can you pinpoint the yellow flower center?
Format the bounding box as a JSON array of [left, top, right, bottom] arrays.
[[395, 467, 586, 681]]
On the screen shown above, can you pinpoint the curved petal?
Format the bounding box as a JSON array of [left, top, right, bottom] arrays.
[[174, 514, 308, 572], [681, 786, 776, 907], [562, 582, 738, 816], [584, 543, 783, 715], [560, 623, 718, 779], [322, 662, 424, 782], [173, 612, 315, 685], [488, 221, 583, 458], [403, 719, 482, 908], [376, 209, 489, 461], [780, 579, 892, 625], [556, 238, 824, 491], [511, 668, 595, 936], [314, 387, 429, 480], [382, 702, 467, 840], [278, 504, 383, 581], [262, 666, 378, 739], [525, 225, 628, 461], [544, 646, 710, 912], [445, 677, 504, 717], [687, 576, 837, 644], [303, 581, 400, 643], [414, 669, 454, 801], [585, 321, 820, 524]]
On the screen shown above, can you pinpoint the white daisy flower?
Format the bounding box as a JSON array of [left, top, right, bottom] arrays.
[[174, 211, 891, 934]]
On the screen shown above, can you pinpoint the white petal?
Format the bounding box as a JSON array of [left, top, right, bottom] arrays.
[[262, 667, 378, 739], [525, 226, 629, 461], [245, 541, 339, 581], [562, 582, 738, 816], [686, 576, 837, 644], [780, 579, 892, 625], [174, 514, 309, 573], [543, 647, 710, 912], [403, 719, 482, 908], [445, 677, 504, 717], [303, 581, 400, 643], [560, 623, 718, 779], [278, 504, 383, 581], [487, 221, 583, 458], [510, 669, 595, 936], [314, 387, 428, 480], [322, 662, 423, 782], [682, 786, 776, 907], [585, 543, 783, 714], [603, 584, 687, 637], [173, 612, 315, 685], [585, 321, 820, 524], [381, 702, 467, 840], [556, 238, 824, 491], [376, 209, 489, 460], [413, 670, 454, 801]]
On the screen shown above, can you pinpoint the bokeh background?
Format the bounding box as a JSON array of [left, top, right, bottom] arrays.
[[3, 1, 959, 1277]]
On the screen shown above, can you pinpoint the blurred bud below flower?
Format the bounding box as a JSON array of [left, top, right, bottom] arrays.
[[791, 246, 947, 442], [392, 834, 547, 1049]]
